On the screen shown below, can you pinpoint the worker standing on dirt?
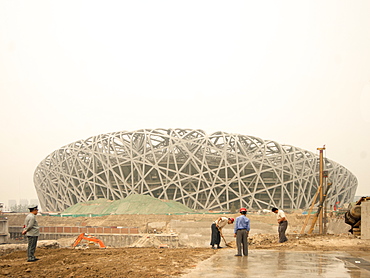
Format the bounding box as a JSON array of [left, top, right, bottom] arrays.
[[22, 206, 40, 262], [272, 207, 288, 243], [210, 217, 234, 249], [234, 208, 250, 256]]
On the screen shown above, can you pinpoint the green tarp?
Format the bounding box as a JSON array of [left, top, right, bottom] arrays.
[[62, 194, 194, 215]]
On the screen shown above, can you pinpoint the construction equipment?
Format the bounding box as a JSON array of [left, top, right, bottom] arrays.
[[345, 196, 370, 236], [72, 233, 106, 248]]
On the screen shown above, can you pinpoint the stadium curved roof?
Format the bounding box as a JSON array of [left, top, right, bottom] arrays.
[[34, 128, 357, 212]]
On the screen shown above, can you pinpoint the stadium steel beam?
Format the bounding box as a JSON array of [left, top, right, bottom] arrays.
[[34, 129, 358, 212]]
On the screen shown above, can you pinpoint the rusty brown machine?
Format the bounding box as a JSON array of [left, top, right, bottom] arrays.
[[344, 196, 370, 236], [72, 233, 106, 248]]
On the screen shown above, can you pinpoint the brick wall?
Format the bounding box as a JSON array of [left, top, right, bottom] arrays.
[[38, 226, 139, 234], [9, 225, 139, 239]]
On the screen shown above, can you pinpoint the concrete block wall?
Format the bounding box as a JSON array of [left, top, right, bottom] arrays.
[[362, 201, 370, 240], [40, 233, 179, 248], [9, 226, 179, 248], [0, 217, 9, 244]]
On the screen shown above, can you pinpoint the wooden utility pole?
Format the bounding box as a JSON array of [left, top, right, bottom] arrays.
[[301, 146, 329, 235], [317, 146, 325, 234], [300, 189, 320, 234]]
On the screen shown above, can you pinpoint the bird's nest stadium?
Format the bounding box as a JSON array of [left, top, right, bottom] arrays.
[[34, 129, 357, 212]]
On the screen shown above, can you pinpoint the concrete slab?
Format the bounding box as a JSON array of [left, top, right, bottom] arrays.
[[181, 249, 370, 278]]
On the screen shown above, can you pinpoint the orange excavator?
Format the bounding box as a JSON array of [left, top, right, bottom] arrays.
[[72, 233, 106, 248]]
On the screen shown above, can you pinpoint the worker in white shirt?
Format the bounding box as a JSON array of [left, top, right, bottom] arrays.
[[210, 217, 234, 249], [272, 207, 288, 243]]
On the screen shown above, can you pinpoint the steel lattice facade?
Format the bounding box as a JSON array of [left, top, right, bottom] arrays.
[[34, 129, 357, 212]]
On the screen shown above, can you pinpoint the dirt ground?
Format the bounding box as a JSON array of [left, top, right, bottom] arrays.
[[1, 234, 370, 278], [0, 247, 214, 278], [2, 212, 370, 277]]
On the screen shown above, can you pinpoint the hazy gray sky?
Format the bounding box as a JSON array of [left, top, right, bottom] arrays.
[[1, 1, 369, 207]]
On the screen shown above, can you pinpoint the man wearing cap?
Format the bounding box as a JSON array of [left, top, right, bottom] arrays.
[[210, 217, 234, 249], [22, 206, 40, 262], [234, 208, 250, 256], [272, 207, 288, 243]]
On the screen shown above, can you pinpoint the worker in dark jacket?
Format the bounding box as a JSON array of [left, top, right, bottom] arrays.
[[22, 206, 40, 262]]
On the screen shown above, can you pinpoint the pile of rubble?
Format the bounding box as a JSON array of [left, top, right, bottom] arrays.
[[0, 240, 60, 256], [225, 233, 370, 251], [226, 234, 277, 248], [130, 235, 164, 248], [249, 233, 277, 246]]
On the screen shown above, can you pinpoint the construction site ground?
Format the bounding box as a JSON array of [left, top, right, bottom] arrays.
[[1, 212, 370, 277]]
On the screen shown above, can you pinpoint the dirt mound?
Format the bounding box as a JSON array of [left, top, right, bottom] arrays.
[[62, 194, 194, 215], [63, 198, 113, 215], [0, 240, 60, 257]]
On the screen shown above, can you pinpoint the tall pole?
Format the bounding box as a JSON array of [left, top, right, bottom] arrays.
[[317, 146, 325, 234]]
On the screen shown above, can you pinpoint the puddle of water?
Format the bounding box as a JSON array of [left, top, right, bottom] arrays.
[[181, 249, 369, 278]]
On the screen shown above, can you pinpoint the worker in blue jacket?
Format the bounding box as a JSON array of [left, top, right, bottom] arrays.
[[234, 207, 250, 256]]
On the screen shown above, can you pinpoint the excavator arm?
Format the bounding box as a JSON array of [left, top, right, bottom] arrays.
[[72, 233, 106, 248]]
